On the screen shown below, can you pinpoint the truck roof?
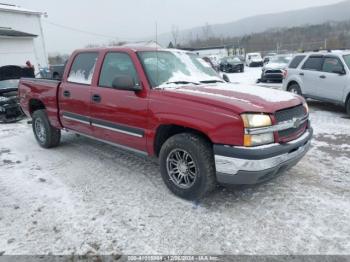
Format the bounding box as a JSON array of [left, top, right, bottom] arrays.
[[72, 47, 192, 53]]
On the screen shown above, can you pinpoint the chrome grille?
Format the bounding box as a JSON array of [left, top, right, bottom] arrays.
[[275, 104, 307, 140]]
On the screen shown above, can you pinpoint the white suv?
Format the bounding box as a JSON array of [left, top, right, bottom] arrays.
[[245, 53, 263, 67], [282, 51, 350, 115]]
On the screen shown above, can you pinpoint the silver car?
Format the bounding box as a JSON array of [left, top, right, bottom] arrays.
[[260, 54, 293, 83], [282, 51, 350, 115]]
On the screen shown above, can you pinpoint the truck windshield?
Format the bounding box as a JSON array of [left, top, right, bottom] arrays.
[[270, 56, 293, 64], [138, 51, 223, 88], [343, 55, 350, 70]]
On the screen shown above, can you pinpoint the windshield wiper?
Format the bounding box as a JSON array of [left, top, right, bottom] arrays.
[[165, 81, 200, 85], [199, 80, 225, 84]]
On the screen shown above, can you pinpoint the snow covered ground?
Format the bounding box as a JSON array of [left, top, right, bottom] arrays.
[[0, 68, 350, 256]]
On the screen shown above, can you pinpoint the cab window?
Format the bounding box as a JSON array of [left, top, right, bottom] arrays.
[[67, 52, 98, 85], [343, 55, 350, 70], [99, 52, 139, 88]]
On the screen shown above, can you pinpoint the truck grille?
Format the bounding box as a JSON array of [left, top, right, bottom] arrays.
[[275, 104, 307, 141], [265, 70, 283, 74]]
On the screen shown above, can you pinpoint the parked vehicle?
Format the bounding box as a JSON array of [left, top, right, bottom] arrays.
[[49, 63, 66, 80], [282, 51, 350, 115], [219, 57, 244, 73], [260, 54, 293, 83], [19, 47, 313, 200], [246, 53, 263, 67], [0, 65, 34, 123], [263, 53, 277, 64]]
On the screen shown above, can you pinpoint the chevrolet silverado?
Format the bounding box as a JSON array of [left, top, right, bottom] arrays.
[[19, 47, 313, 200]]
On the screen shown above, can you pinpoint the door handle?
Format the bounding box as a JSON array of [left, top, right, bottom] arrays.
[[320, 75, 326, 79], [92, 94, 101, 103], [299, 73, 304, 76], [63, 90, 71, 97]]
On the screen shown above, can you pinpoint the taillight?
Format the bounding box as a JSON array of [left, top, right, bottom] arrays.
[[283, 69, 288, 79]]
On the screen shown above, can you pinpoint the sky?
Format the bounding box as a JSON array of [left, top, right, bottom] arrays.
[[6, 0, 344, 54]]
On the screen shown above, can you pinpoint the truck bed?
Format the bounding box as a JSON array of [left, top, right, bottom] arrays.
[[19, 78, 62, 128]]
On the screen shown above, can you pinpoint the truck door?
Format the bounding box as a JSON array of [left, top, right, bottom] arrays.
[[318, 56, 347, 102], [89, 51, 148, 153], [59, 52, 98, 135]]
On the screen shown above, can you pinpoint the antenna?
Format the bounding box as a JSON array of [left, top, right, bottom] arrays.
[[155, 21, 159, 87]]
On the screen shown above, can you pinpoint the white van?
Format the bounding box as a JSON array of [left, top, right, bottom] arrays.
[[245, 53, 263, 67]]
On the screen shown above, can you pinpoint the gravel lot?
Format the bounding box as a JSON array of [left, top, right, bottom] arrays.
[[0, 67, 349, 256]]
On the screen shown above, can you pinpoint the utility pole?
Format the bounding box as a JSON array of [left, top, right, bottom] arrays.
[[324, 38, 328, 50]]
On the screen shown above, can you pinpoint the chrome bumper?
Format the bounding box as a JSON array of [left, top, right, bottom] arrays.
[[214, 129, 313, 185]]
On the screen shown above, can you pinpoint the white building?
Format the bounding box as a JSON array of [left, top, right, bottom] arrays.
[[0, 3, 47, 71]]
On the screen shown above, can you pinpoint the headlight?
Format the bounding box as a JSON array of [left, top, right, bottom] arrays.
[[241, 113, 274, 147], [241, 113, 272, 128], [244, 133, 274, 147]]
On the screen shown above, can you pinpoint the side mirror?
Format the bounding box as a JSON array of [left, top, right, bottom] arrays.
[[112, 75, 142, 91], [332, 68, 346, 75]]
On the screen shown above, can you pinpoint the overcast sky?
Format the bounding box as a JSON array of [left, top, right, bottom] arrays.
[[8, 0, 344, 54]]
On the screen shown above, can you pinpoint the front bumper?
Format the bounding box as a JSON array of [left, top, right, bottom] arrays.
[[214, 128, 313, 185], [250, 61, 263, 67], [0, 104, 24, 123]]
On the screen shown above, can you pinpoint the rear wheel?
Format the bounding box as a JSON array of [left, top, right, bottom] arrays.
[[159, 133, 216, 200], [288, 83, 302, 96], [32, 110, 61, 148]]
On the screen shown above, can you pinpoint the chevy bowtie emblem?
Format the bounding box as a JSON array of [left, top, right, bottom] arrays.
[[293, 118, 302, 128]]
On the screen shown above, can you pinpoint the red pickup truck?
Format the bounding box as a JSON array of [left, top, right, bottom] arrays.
[[19, 47, 313, 200]]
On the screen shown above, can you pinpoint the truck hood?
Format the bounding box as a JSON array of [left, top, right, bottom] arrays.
[[157, 83, 303, 114], [264, 62, 287, 70]]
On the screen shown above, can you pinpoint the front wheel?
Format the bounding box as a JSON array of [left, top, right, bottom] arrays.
[[159, 133, 216, 200], [32, 110, 61, 148]]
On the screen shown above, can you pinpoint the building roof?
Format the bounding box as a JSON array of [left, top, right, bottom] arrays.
[[183, 45, 230, 51], [0, 27, 37, 38], [0, 3, 44, 15]]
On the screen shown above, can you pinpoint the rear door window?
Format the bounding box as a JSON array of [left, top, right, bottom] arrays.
[[302, 56, 323, 71], [322, 57, 344, 74], [68, 52, 98, 85], [289, 55, 306, 69]]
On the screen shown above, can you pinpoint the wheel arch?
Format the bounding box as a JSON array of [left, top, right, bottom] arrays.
[[287, 80, 300, 90], [153, 124, 213, 157], [29, 99, 46, 116]]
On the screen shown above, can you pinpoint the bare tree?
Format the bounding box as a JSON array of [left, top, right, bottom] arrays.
[[171, 25, 180, 47], [202, 23, 213, 40]]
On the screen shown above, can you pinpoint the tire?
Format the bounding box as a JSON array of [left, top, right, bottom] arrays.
[[346, 96, 350, 116], [159, 133, 216, 200], [288, 83, 302, 96], [32, 110, 61, 148]]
